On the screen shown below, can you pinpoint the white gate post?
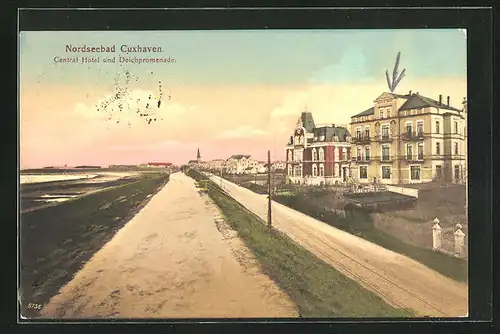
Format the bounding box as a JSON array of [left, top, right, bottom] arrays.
[[454, 224, 466, 258], [432, 218, 443, 251]]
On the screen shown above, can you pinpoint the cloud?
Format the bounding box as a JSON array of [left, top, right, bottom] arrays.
[[217, 126, 268, 139]]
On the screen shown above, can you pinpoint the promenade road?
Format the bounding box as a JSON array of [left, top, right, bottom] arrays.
[[207, 173, 468, 317], [40, 172, 298, 318]]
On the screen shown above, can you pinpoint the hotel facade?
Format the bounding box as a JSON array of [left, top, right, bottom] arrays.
[[285, 112, 352, 185], [349, 91, 467, 185]]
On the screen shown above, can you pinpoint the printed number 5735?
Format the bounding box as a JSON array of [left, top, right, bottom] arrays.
[[27, 303, 42, 310]]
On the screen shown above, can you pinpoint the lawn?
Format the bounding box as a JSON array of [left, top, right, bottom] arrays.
[[186, 169, 413, 317], [19, 173, 170, 318]]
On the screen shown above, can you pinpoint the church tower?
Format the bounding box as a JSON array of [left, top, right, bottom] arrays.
[[196, 148, 201, 163]]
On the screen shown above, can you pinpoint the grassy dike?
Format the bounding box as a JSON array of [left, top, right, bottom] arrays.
[[20, 172, 170, 318], [187, 169, 413, 317], [273, 193, 468, 283]]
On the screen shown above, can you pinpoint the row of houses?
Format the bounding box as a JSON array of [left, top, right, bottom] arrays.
[[188, 151, 286, 175], [285, 91, 468, 186]]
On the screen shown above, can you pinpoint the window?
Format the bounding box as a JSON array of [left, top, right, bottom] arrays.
[[356, 128, 362, 139], [287, 165, 292, 176], [435, 165, 442, 179], [365, 146, 370, 161], [294, 149, 302, 161], [319, 164, 324, 177], [436, 142, 441, 155], [454, 142, 459, 155], [382, 166, 391, 179], [359, 166, 368, 179], [342, 148, 348, 161], [410, 166, 421, 180], [418, 143, 424, 160], [406, 144, 413, 160], [381, 125, 390, 139], [380, 108, 385, 119], [405, 122, 413, 135], [435, 120, 440, 134], [318, 148, 324, 161], [454, 121, 458, 134], [312, 148, 317, 162], [364, 127, 370, 139], [417, 121, 424, 136], [357, 147, 362, 161], [382, 145, 390, 161], [294, 165, 302, 177], [386, 107, 391, 118], [454, 165, 460, 182], [312, 164, 317, 177]]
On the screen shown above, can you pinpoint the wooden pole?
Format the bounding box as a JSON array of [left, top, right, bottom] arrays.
[[267, 150, 272, 228]]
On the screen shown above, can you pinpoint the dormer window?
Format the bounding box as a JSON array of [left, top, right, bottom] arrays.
[[319, 135, 325, 141], [333, 136, 339, 142]]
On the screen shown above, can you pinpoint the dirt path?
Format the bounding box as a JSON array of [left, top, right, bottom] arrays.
[[208, 174, 468, 317], [39, 172, 298, 318]]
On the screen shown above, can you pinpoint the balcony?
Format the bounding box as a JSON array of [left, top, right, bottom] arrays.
[[352, 135, 371, 144], [404, 154, 425, 163], [366, 155, 394, 163], [374, 134, 393, 143], [353, 156, 372, 164], [401, 131, 425, 141]]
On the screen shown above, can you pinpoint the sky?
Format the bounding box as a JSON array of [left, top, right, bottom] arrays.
[[19, 29, 467, 168]]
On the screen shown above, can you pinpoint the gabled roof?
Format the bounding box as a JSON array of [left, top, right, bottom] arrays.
[[228, 154, 251, 160], [187, 160, 198, 164], [352, 107, 375, 118], [399, 94, 462, 112], [352, 92, 462, 118]]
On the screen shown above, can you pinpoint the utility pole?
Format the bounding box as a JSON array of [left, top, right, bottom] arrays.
[[267, 150, 272, 228]]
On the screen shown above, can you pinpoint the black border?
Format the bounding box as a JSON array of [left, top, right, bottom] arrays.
[[10, 6, 494, 333]]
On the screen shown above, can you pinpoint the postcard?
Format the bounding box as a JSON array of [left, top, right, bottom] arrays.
[[19, 28, 469, 320]]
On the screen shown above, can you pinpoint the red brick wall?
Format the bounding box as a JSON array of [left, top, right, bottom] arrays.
[[303, 148, 312, 176], [325, 146, 334, 176]]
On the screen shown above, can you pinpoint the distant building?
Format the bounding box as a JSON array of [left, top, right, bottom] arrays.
[[188, 148, 205, 167], [285, 111, 352, 185], [349, 91, 467, 184], [147, 162, 173, 168], [205, 159, 226, 171], [271, 161, 286, 172], [225, 154, 252, 175]]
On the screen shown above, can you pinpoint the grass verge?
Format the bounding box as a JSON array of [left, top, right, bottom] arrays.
[[187, 169, 413, 317], [273, 193, 468, 283], [19, 173, 170, 318]]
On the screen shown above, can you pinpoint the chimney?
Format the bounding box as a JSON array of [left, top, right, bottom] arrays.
[[447, 96, 450, 106], [439, 94, 442, 105], [409, 90, 412, 95]]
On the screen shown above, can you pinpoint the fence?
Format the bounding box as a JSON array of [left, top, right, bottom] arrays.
[[385, 185, 419, 198]]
